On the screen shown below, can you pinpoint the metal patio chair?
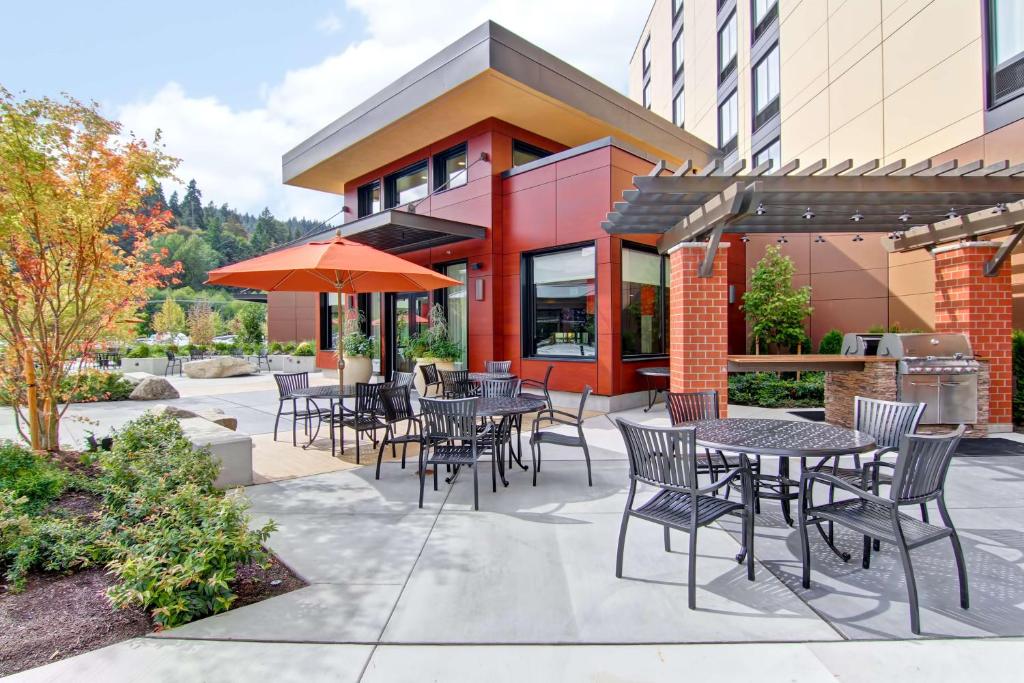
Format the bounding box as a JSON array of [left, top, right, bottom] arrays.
[[530, 385, 593, 486], [273, 371, 325, 446], [419, 397, 489, 510], [615, 418, 755, 609], [418, 363, 443, 397], [375, 384, 423, 479], [519, 364, 554, 409], [164, 351, 183, 377], [666, 390, 752, 489], [798, 425, 968, 635], [479, 377, 520, 398], [333, 382, 385, 461], [440, 369, 477, 398], [391, 370, 415, 390], [251, 348, 271, 372], [484, 360, 512, 373]]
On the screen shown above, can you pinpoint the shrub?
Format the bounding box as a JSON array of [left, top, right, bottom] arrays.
[[268, 341, 284, 354], [61, 370, 135, 403], [818, 329, 843, 355], [282, 342, 297, 355], [728, 372, 824, 408], [407, 304, 461, 361], [0, 442, 67, 512], [293, 341, 316, 357], [341, 331, 374, 357], [126, 344, 151, 358], [1014, 330, 1024, 425], [236, 303, 266, 346]]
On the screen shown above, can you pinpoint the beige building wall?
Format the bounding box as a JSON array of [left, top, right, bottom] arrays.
[[630, 0, 1024, 342]]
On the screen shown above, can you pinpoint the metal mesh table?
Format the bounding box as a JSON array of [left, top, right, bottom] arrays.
[[468, 372, 517, 382], [636, 366, 670, 412]]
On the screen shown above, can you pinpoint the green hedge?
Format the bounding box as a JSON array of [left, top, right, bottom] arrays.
[[729, 372, 824, 408], [1014, 330, 1024, 425]]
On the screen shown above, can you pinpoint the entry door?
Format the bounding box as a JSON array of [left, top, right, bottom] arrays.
[[392, 291, 430, 374]]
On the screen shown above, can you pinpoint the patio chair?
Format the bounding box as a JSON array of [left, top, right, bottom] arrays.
[[614, 418, 755, 609], [333, 382, 385, 461], [484, 360, 512, 373], [375, 384, 422, 479], [251, 348, 271, 372], [519, 364, 554, 409], [798, 425, 968, 635], [529, 385, 593, 487], [418, 363, 443, 397], [164, 351, 183, 377], [189, 348, 206, 361], [273, 371, 325, 446], [666, 390, 752, 489], [391, 370, 415, 389], [419, 397, 490, 510], [479, 377, 520, 398], [440, 369, 477, 398]]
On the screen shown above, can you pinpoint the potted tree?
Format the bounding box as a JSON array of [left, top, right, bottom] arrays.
[[408, 304, 462, 396], [341, 308, 375, 384]]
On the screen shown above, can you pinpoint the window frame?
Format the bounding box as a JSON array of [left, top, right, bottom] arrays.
[[521, 241, 598, 362], [642, 36, 652, 75], [643, 80, 652, 109], [512, 139, 553, 167], [620, 242, 670, 359], [718, 10, 738, 82], [357, 180, 381, 218], [986, 0, 1024, 108], [673, 90, 685, 128], [432, 142, 468, 193], [751, 0, 779, 41], [752, 43, 781, 131], [383, 159, 429, 209], [672, 29, 685, 77], [718, 89, 739, 153], [753, 137, 781, 171], [673, 0, 684, 19]]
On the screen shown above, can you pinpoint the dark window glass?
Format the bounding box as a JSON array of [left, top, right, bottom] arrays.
[[752, 0, 779, 39], [673, 90, 685, 128], [320, 292, 360, 350], [718, 11, 737, 81], [753, 137, 781, 171], [643, 81, 652, 109], [622, 246, 668, 356], [988, 0, 1024, 106], [719, 90, 738, 150], [754, 44, 780, 114], [433, 143, 468, 192], [524, 244, 596, 359], [357, 181, 380, 218], [673, 30, 685, 76], [512, 140, 552, 167], [642, 36, 652, 74], [384, 161, 429, 209]]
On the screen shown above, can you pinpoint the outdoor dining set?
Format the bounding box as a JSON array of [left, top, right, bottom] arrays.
[[270, 364, 968, 635]]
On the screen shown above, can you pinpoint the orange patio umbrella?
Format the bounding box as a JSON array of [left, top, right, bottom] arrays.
[[206, 231, 459, 392]]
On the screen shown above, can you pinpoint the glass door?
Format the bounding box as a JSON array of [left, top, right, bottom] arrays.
[[392, 291, 430, 374], [441, 262, 468, 367]]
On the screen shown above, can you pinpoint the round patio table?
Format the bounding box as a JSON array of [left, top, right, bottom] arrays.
[[636, 366, 670, 412], [289, 384, 358, 449], [475, 395, 547, 486], [468, 372, 517, 381], [688, 418, 876, 559]]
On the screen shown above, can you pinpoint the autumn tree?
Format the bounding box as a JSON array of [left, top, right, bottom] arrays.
[[187, 299, 217, 347], [0, 86, 178, 450], [153, 296, 187, 336]]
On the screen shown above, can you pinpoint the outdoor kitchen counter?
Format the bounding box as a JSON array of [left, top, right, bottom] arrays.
[[726, 355, 898, 372]]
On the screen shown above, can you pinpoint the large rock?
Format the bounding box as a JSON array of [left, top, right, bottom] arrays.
[[183, 356, 257, 379], [149, 404, 238, 430], [129, 377, 180, 400]]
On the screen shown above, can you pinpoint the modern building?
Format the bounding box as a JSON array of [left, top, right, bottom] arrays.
[[629, 0, 1024, 337]]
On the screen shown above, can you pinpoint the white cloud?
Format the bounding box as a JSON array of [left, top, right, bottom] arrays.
[[316, 12, 343, 35], [116, 0, 645, 221]]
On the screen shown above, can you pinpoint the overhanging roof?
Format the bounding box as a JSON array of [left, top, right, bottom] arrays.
[[297, 210, 486, 255], [282, 21, 716, 194], [601, 157, 1024, 259]]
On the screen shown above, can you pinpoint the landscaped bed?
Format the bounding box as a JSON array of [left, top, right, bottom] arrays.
[[0, 415, 300, 677]]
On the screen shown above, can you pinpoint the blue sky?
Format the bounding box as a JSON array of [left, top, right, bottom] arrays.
[[1, 1, 645, 221]]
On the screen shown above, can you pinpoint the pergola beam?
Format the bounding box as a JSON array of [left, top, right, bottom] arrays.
[[657, 182, 748, 253], [888, 201, 1024, 252], [985, 224, 1024, 276]]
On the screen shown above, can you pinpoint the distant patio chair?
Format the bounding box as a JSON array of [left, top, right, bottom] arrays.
[[252, 348, 271, 372], [529, 385, 592, 487], [484, 360, 512, 373], [375, 384, 422, 479], [666, 390, 751, 490], [333, 382, 385, 461], [164, 351, 183, 377], [419, 397, 488, 510], [273, 371, 325, 446], [418, 363, 442, 397], [799, 425, 968, 635], [615, 418, 755, 609], [440, 369, 476, 398], [519, 364, 554, 409]]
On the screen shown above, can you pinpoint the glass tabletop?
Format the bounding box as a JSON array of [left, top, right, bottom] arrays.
[[686, 418, 876, 457]]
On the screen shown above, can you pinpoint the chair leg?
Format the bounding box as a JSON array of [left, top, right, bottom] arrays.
[[862, 535, 873, 569], [491, 447, 497, 493], [375, 428, 389, 480], [745, 507, 755, 580], [418, 455, 426, 509], [663, 526, 671, 552], [291, 399, 299, 446], [615, 510, 630, 578], [920, 502, 930, 523], [687, 525, 698, 610], [894, 531, 922, 635], [581, 441, 593, 487], [938, 497, 969, 610], [798, 493, 812, 589], [401, 441, 408, 469], [273, 403, 283, 441], [531, 441, 538, 487], [473, 464, 479, 511]]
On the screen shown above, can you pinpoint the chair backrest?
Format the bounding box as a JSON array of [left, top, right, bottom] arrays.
[[166, 351, 175, 361], [391, 371, 414, 388], [573, 385, 593, 425], [666, 390, 719, 425], [420, 397, 479, 443], [353, 382, 382, 415], [484, 360, 512, 373], [419, 363, 440, 385], [616, 418, 699, 491], [439, 369, 470, 395], [274, 371, 309, 398], [890, 425, 966, 503], [854, 396, 926, 450], [190, 349, 204, 360], [379, 384, 415, 424], [480, 378, 521, 398]]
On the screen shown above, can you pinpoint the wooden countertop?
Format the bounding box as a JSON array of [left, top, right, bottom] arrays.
[[727, 354, 897, 372]]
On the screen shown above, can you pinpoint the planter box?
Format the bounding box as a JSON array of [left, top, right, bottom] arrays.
[[271, 355, 316, 373], [120, 357, 169, 375]]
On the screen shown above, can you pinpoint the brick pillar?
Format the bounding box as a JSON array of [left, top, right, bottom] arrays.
[[933, 242, 1012, 429], [669, 243, 730, 417]]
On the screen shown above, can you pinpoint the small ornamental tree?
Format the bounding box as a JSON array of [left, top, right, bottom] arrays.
[[742, 245, 813, 353], [0, 87, 178, 449], [187, 299, 217, 347], [153, 296, 186, 337], [235, 303, 265, 346]]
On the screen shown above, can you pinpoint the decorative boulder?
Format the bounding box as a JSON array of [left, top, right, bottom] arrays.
[[129, 377, 180, 400], [183, 357, 257, 379], [149, 404, 238, 430]]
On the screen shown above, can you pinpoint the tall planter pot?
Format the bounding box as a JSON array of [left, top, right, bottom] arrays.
[[412, 357, 456, 397], [342, 355, 372, 384]]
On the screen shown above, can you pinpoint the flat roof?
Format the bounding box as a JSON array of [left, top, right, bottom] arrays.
[[282, 21, 716, 194], [295, 210, 486, 255]]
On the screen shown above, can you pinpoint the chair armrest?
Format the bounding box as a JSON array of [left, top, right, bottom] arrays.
[[801, 471, 891, 507], [861, 460, 895, 490], [695, 465, 752, 496]]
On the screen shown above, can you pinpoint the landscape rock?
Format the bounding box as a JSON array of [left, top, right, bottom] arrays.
[[121, 372, 149, 387], [129, 377, 180, 400], [183, 356, 257, 379], [149, 404, 238, 430]]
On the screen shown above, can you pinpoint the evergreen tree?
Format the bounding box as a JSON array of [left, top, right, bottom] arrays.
[[251, 207, 281, 253], [168, 190, 181, 218], [179, 179, 206, 229]]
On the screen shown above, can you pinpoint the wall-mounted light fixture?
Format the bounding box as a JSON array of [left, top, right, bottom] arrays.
[[471, 262, 483, 271], [474, 278, 484, 301]]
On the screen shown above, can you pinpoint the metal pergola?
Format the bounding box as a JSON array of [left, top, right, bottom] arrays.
[[602, 157, 1024, 276]]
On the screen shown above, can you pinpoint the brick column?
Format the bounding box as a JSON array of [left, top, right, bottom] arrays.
[[933, 242, 1013, 430], [669, 243, 730, 417]]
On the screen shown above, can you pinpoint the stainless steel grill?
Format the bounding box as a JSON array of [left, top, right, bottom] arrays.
[[876, 333, 979, 424], [841, 332, 884, 356]]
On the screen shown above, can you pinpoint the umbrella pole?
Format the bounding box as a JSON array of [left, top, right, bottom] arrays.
[[337, 285, 345, 394]]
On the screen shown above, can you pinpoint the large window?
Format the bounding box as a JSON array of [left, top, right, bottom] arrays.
[[673, 30, 685, 76], [622, 245, 669, 357], [752, 0, 779, 40], [988, 0, 1024, 106], [512, 140, 552, 167], [673, 90, 685, 128], [753, 44, 781, 129], [718, 11, 738, 81], [753, 137, 781, 171], [642, 36, 652, 74], [384, 161, 429, 209], [438, 261, 468, 365], [433, 143, 468, 192], [719, 90, 739, 152], [524, 244, 596, 359], [642, 81, 652, 109], [357, 181, 380, 218]]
